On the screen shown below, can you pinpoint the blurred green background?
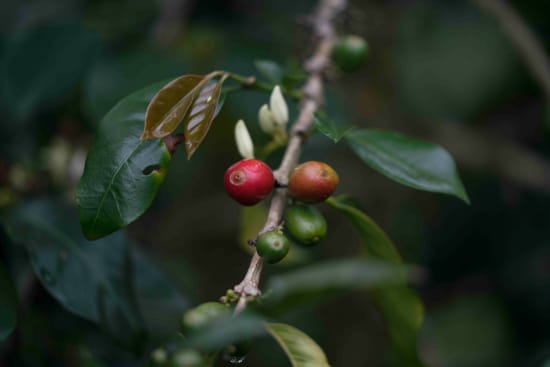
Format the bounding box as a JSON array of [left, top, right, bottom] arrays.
[[0, 0, 549, 366]]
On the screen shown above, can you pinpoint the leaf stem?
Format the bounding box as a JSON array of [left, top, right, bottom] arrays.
[[227, 73, 303, 100], [232, 0, 347, 315]]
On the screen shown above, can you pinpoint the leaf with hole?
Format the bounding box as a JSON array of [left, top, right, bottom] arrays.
[[0, 260, 17, 342], [313, 112, 353, 143], [76, 81, 171, 240], [346, 129, 469, 203], [327, 196, 425, 366], [265, 323, 330, 367]]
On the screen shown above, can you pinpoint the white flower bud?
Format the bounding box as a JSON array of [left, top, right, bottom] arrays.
[[258, 104, 277, 134], [234, 119, 254, 159], [269, 85, 288, 126]]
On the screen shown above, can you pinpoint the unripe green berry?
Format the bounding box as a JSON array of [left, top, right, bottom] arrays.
[[331, 35, 369, 72], [180, 302, 230, 334], [286, 205, 327, 246], [256, 230, 290, 264]]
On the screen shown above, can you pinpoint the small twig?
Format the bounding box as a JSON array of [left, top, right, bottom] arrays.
[[232, 0, 346, 315], [227, 73, 303, 100], [472, 0, 550, 100]]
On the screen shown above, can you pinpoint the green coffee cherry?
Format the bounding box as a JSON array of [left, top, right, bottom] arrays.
[[256, 230, 290, 264], [331, 35, 369, 72], [286, 205, 327, 246], [180, 302, 230, 334]]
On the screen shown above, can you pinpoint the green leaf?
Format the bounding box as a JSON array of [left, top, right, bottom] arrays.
[[5, 198, 190, 349], [346, 129, 469, 203], [0, 260, 17, 341], [76, 81, 172, 240], [265, 258, 410, 312], [265, 323, 330, 367], [185, 312, 266, 351], [0, 23, 99, 119], [254, 60, 284, 84], [313, 112, 353, 143], [327, 196, 425, 367], [133, 250, 191, 342]]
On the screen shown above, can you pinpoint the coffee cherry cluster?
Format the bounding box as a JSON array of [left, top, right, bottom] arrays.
[[224, 157, 339, 264]]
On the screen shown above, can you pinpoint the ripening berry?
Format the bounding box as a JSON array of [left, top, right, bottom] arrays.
[[224, 159, 275, 206], [286, 204, 327, 246], [288, 161, 339, 203], [256, 230, 290, 264], [331, 35, 369, 72]]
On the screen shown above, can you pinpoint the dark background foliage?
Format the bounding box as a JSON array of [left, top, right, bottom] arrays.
[[0, 0, 549, 366]]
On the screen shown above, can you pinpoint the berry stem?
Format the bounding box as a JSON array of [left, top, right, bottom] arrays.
[[232, 0, 347, 315]]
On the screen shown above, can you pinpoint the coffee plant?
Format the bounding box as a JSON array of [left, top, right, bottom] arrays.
[[19, 0, 550, 366]]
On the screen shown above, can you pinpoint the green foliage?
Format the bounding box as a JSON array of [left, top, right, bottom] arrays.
[[346, 129, 469, 203], [265, 323, 330, 367], [0, 22, 99, 119], [420, 295, 515, 367], [264, 258, 410, 313], [76, 82, 172, 240], [0, 260, 17, 341], [4, 198, 190, 349], [312, 112, 353, 143], [327, 196, 425, 366]]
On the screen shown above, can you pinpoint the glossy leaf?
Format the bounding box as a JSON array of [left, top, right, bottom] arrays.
[[327, 196, 425, 366], [142, 75, 207, 139], [0, 261, 17, 341], [142, 72, 227, 158], [183, 76, 227, 158], [265, 258, 410, 312], [346, 129, 469, 203], [313, 112, 353, 143], [5, 198, 190, 348], [265, 323, 330, 367], [76, 82, 172, 240], [0, 23, 99, 119]]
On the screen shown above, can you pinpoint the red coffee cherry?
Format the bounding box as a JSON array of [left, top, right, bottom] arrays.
[[288, 161, 339, 203], [224, 159, 275, 206]]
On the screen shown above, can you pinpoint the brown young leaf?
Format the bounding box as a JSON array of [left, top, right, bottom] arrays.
[[141, 72, 220, 140], [183, 74, 227, 158]]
